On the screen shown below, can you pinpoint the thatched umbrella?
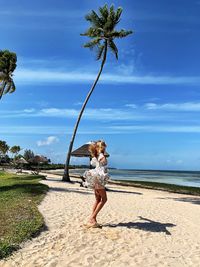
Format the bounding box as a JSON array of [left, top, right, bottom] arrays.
[[71, 143, 109, 158], [71, 143, 109, 170], [28, 155, 48, 164], [28, 155, 48, 174], [14, 157, 28, 173], [15, 157, 28, 164]]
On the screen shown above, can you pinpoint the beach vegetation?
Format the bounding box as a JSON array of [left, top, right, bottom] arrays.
[[9, 145, 21, 159], [0, 171, 48, 259], [23, 149, 35, 162], [0, 140, 9, 157]]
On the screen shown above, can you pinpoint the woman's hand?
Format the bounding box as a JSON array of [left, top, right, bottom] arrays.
[[100, 156, 107, 165], [91, 157, 98, 167]]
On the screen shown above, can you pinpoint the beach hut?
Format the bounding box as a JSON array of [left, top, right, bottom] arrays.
[[14, 157, 28, 173], [71, 143, 109, 159], [28, 155, 49, 174], [28, 155, 48, 164], [15, 157, 28, 164]]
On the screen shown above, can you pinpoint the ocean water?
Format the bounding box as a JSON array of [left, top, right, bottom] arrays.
[[68, 168, 200, 188]]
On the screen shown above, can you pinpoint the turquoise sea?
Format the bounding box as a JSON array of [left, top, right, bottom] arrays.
[[68, 168, 200, 188]]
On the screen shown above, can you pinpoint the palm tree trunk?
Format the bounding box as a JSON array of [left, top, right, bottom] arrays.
[[62, 43, 108, 181], [0, 81, 6, 100]]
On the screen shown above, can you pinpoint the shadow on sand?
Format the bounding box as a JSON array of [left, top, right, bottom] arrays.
[[106, 188, 142, 195], [49, 186, 93, 195], [46, 178, 143, 195], [157, 196, 200, 205], [104, 216, 176, 235]]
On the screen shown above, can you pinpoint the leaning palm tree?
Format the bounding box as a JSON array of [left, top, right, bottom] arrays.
[[63, 4, 132, 181], [0, 50, 17, 101]]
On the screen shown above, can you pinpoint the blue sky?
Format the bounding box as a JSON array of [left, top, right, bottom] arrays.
[[1, 0, 200, 170]]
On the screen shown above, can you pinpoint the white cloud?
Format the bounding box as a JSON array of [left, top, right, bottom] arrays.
[[125, 104, 137, 108], [2, 124, 200, 135], [114, 62, 136, 76], [0, 107, 146, 121], [37, 136, 59, 146], [38, 107, 147, 121], [14, 68, 200, 85], [1, 103, 200, 124], [166, 159, 183, 165], [109, 125, 200, 133], [145, 102, 200, 111], [0, 125, 118, 135], [39, 108, 79, 117], [23, 108, 35, 113], [74, 102, 83, 106]]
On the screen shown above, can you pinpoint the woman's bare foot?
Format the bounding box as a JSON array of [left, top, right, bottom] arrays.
[[88, 217, 97, 225]]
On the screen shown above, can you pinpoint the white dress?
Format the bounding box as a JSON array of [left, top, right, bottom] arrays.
[[83, 153, 109, 189]]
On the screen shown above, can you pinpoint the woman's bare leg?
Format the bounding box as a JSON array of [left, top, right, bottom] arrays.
[[92, 190, 101, 213], [89, 190, 101, 224], [90, 189, 107, 223]]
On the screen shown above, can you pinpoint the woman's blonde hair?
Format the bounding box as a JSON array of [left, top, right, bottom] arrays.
[[88, 140, 107, 158], [88, 142, 97, 158], [96, 140, 107, 155]]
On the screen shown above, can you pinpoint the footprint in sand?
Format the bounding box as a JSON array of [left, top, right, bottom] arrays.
[[103, 230, 120, 240]]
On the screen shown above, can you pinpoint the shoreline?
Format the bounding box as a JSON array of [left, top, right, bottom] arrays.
[[43, 170, 200, 196], [110, 179, 200, 196]]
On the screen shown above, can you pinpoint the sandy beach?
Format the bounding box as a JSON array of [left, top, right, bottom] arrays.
[[1, 173, 200, 267]]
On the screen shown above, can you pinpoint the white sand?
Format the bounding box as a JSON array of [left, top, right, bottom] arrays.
[[1, 173, 200, 267]]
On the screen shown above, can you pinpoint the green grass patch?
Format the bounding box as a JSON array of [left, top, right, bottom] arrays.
[[111, 179, 200, 196], [0, 171, 49, 259]]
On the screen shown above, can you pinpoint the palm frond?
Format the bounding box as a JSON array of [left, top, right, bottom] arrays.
[[104, 5, 116, 32], [0, 81, 5, 93], [106, 5, 121, 31], [111, 29, 133, 38], [115, 7, 123, 24], [0, 50, 17, 74], [4, 80, 15, 94], [109, 5, 115, 20], [83, 38, 101, 50], [81, 27, 103, 38], [96, 45, 105, 60], [0, 50, 17, 99], [4, 82, 11, 94], [9, 81, 16, 93], [0, 88, 3, 96], [108, 40, 118, 59], [81, 5, 133, 61], [0, 72, 6, 81], [99, 4, 109, 24], [85, 10, 102, 28]]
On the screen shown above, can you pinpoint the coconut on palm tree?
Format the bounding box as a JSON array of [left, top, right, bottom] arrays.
[[0, 50, 17, 101], [63, 4, 133, 181]]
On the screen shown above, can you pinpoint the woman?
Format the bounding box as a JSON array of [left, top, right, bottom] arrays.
[[83, 140, 109, 227]]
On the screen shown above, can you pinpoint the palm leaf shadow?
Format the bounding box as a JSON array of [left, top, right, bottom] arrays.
[[105, 216, 176, 235]]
